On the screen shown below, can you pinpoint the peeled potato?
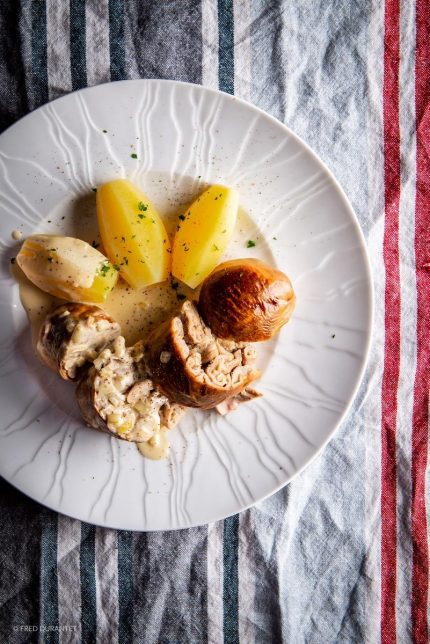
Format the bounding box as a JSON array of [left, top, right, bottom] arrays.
[[172, 184, 238, 288], [16, 235, 118, 303], [96, 179, 171, 289]]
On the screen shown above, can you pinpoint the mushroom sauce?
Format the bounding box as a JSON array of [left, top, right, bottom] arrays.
[[13, 264, 193, 460]]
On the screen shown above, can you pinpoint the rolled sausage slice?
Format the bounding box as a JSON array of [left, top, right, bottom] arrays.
[[145, 300, 260, 409], [37, 303, 121, 381], [76, 336, 185, 443]]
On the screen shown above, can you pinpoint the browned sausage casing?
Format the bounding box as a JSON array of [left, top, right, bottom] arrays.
[[145, 300, 259, 409], [199, 258, 295, 342], [37, 302, 121, 380]]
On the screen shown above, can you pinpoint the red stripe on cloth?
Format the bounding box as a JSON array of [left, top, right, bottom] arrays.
[[381, 0, 401, 641], [412, 2, 430, 641]]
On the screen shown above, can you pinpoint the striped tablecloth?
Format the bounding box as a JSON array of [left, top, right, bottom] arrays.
[[0, 2, 428, 643]]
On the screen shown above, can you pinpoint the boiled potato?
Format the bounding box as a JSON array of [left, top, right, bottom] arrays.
[[16, 235, 118, 303], [96, 179, 171, 289], [172, 185, 238, 288]]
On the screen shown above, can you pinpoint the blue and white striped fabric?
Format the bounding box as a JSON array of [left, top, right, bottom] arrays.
[[0, 2, 427, 643]]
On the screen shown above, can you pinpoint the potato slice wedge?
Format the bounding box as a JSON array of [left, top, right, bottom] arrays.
[[96, 179, 171, 289], [171, 184, 238, 288], [16, 234, 118, 303]]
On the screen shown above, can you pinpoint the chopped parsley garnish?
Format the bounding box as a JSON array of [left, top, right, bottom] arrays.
[[131, 153, 138, 159], [102, 129, 107, 133], [212, 244, 219, 251], [247, 240, 256, 248], [99, 262, 111, 276], [138, 202, 148, 212], [122, 257, 129, 265], [138, 214, 145, 220]]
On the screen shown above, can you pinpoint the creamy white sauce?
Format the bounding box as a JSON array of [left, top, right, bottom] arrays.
[[13, 254, 194, 347], [12, 263, 62, 345], [12, 263, 190, 461], [137, 427, 170, 460], [101, 278, 194, 345]]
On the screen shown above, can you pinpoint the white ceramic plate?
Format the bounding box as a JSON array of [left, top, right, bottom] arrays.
[[0, 80, 372, 530]]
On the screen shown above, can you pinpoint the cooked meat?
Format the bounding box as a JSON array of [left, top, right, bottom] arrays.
[[145, 300, 260, 409], [159, 399, 187, 428], [37, 303, 121, 381], [76, 336, 186, 443], [215, 386, 262, 415], [199, 258, 296, 341]]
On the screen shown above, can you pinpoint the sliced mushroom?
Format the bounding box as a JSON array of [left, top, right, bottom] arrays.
[[145, 300, 260, 409], [37, 303, 121, 381], [76, 336, 186, 443]]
